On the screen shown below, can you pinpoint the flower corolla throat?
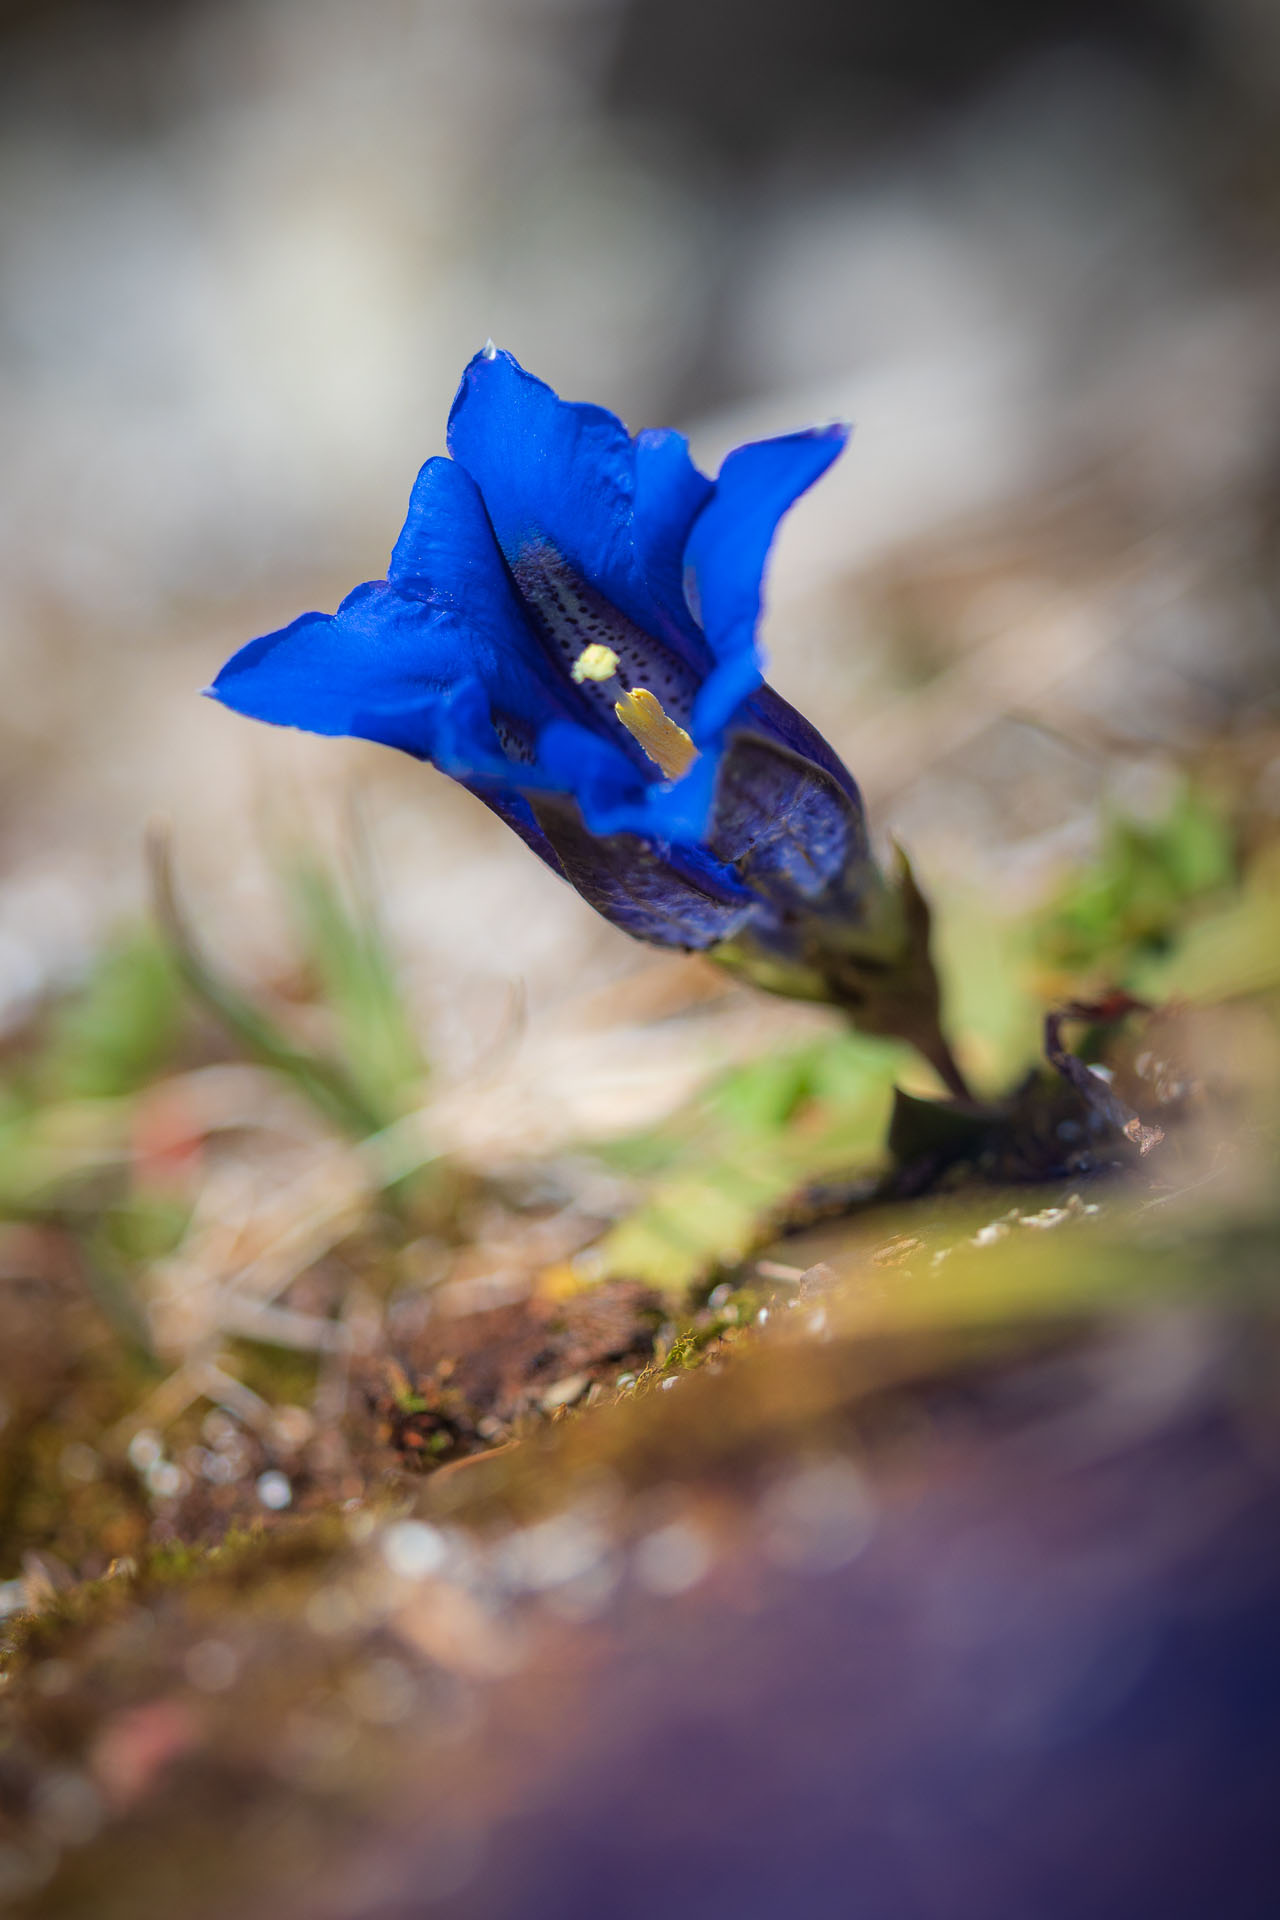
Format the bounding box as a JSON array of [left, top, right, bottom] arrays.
[[571, 644, 698, 783]]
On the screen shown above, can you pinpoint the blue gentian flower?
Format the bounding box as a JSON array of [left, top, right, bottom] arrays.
[[210, 347, 964, 1092]]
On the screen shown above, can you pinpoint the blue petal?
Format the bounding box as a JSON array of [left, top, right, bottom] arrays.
[[708, 733, 868, 900], [527, 797, 754, 950], [384, 457, 581, 724], [685, 424, 850, 736], [737, 684, 861, 802], [208, 459, 576, 755], [531, 717, 722, 848], [446, 347, 713, 662], [208, 583, 448, 751]]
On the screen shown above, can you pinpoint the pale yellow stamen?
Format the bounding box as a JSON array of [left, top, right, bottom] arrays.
[[571, 643, 620, 684], [613, 687, 699, 782]]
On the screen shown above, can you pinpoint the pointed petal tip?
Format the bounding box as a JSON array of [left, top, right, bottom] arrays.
[[450, 340, 528, 434], [202, 673, 251, 716], [454, 341, 515, 398]]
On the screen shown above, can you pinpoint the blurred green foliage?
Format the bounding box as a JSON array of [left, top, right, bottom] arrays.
[[587, 777, 1276, 1293], [591, 1031, 906, 1290], [0, 836, 432, 1225], [0, 779, 1274, 1332], [0, 1088, 131, 1217], [281, 848, 426, 1129], [1137, 839, 1280, 1006], [41, 928, 183, 1102], [150, 828, 426, 1141], [1032, 782, 1235, 981]]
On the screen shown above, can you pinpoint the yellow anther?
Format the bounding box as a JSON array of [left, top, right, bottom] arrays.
[[571, 643, 620, 684], [613, 687, 698, 782]]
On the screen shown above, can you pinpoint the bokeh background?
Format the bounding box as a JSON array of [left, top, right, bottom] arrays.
[[2, 0, 1279, 1140]]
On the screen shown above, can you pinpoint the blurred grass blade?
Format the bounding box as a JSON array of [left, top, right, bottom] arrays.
[[147, 823, 386, 1138], [279, 838, 425, 1127], [42, 927, 182, 1101]]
